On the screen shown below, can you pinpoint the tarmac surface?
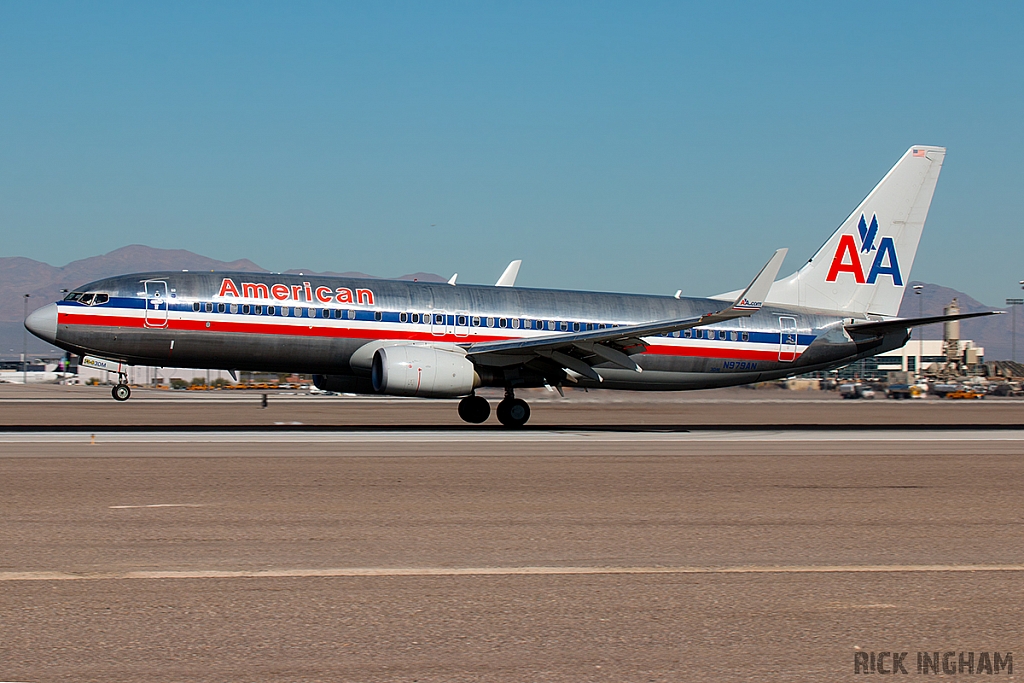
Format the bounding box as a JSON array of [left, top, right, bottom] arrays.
[[1, 386, 1022, 681]]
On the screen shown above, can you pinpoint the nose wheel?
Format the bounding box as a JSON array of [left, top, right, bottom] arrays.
[[111, 371, 131, 401], [496, 389, 530, 428]]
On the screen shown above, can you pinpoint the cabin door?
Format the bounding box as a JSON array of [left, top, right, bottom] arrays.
[[779, 316, 797, 362], [144, 280, 169, 328]]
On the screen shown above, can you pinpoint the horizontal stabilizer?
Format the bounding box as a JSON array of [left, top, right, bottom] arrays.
[[846, 310, 1003, 335]]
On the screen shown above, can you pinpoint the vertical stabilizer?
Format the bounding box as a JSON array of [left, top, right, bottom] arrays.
[[765, 146, 945, 317]]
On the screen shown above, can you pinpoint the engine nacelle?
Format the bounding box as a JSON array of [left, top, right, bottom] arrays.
[[371, 345, 478, 398]]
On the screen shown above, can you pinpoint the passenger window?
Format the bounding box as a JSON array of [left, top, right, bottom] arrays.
[[458, 315, 467, 326], [741, 331, 749, 342], [230, 304, 237, 314], [374, 311, 383, 322], [572, 322, 580, 332], [684, 329, 691, 338], [192, 302, 201, 312], [281, 307, 289, 317], [498, 318, 507, 328], [486, 317, 494, 327], [560, 321, 568, 331], [472, 316, 480, 326], [217, 303, 226, 313], [400, 312, 408, 323], [242, 304, 250, 314], [268, 306, 275, 315], [205, 303, 213, 313], [512, 318, 520, 329]]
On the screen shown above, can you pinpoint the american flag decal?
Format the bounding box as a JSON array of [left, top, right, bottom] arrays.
[[912, 148, 927, 157]]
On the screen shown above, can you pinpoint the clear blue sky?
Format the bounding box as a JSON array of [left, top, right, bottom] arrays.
[[2, 2, 1022, 304]]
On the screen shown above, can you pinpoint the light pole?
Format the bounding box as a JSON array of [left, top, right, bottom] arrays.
[[22, 294, 30, 386], [1010, 291, 1024, 364], [913, 284, 924, 376]]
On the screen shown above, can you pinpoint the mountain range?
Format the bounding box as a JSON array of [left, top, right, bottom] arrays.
[[2, 245, 1020, 360], [0, 245, 445, 356]]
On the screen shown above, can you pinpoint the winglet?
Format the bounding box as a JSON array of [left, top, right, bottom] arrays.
[[728, 248, 787, 312], [495, 260, 522, 287], [447, 273, 458, 286], [695, 249, 788, 326]]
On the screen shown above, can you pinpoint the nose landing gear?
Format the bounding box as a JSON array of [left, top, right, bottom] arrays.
[[111, 371, 131, 402]]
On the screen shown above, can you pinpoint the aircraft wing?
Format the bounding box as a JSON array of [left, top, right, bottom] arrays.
[[845, 310, 1003, 335], [465, 249, 787, 380]]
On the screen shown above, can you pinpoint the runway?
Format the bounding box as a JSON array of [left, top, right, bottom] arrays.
[[1, 393, 1022, 681]]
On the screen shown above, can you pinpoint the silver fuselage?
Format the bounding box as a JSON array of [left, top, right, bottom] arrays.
[[42, 271, 909, 391]]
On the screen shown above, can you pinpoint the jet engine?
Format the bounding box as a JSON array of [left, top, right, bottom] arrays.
[[371, 345, 478, 398]]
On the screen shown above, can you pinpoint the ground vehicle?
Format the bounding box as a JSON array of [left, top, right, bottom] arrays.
[[840, 383, 875, 399], [886, 384, 924, 399], [945, 390, 984, 400]]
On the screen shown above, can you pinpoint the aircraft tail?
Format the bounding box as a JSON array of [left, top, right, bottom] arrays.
[[764, 145, 945, 317]]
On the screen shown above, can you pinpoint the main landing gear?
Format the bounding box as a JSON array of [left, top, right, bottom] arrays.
[[458, 389, 531, 427], [111, 372, 131, 402], [458, 394, 490, 424]]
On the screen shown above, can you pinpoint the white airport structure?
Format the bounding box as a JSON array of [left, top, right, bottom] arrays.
[[874, 339, 984, 374]]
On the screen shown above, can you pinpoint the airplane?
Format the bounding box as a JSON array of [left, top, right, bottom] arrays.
[[25, 145, 999, 426]]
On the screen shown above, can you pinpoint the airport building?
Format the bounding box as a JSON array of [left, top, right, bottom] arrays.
[[811, 338, 983, 380]]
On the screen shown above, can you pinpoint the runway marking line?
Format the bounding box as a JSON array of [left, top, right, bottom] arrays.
[[108, 504, 204, 509], [3, 564, 1024, 582]]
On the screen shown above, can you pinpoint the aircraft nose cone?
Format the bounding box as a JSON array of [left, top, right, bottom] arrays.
[[25, 303, 58, 344]]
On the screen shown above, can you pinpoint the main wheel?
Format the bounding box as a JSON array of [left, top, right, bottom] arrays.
[[112, 384, 131, 402], [496, 398, 530, 427], [458, 395, 490, 424]]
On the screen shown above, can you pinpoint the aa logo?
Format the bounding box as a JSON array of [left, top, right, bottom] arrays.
[[825, 214, 902, 285]]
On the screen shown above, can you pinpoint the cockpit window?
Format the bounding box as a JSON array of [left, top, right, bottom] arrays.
[[71, 292, 109, 306]]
